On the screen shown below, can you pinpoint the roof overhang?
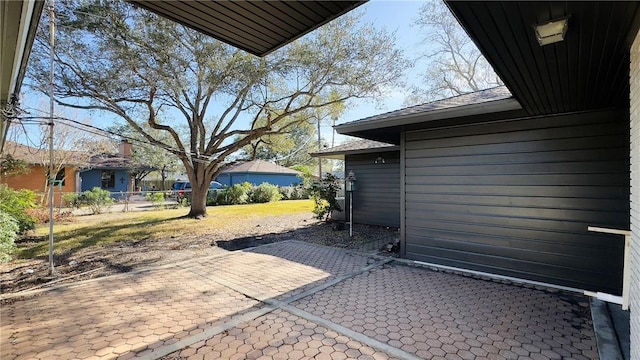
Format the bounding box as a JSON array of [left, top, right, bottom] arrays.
[[335, 90, 522, 144], [445, 1, 640, 116], [129, 0, 366, 57], [311, 140, 399, 160], [1, 0, 45, 152]]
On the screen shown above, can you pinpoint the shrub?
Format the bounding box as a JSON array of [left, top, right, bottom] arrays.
[[83, 187, 114, 214], [0, 184, 37, 232], [0, 210, 19, 263], [217, 182, 252, 205], [64, 192, 84, 209], [308, 174, 342, 221], [280, 186, 309, 200], [251, 183, 282, 203], [145, 192, 166, 208]]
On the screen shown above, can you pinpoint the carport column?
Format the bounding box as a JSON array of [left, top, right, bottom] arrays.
[[629, 28, 640, 360]]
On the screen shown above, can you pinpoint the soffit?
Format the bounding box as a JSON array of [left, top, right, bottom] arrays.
[[446, 1, 640, 116], [129, 0, 366, 57]]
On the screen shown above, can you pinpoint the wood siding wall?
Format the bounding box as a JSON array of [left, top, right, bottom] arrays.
[[345, 152, 400, 228], [404, 110, 629, 294]]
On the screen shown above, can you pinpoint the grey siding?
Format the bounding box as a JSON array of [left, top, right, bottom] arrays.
[[345, 152, 400, 227], [404, 110, 629, 294], [630, 28, 640, 359]]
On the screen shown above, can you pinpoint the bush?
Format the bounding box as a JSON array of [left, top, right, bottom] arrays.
[[0, 184, 37, 232], [145, 192, 166, 208], [64, 188, 114, 214], [308, 174, 342, 221], [280, 186, 309, 200], [251, 183, 282, 203], [83, 187, 114, 214], [219, 182, 252, 205], [0, 210, 19, 263]]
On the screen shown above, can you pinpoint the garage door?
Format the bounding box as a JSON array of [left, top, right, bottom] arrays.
[[404, 109, 629, 294]]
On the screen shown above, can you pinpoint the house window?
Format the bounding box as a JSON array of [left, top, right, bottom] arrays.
[[46, 168, 66, 186], [55, 168, 65, 186], [101, 170, 115, 189]]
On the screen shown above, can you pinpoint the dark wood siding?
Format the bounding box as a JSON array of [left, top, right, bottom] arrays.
[[345, 152, 400, 228], [404, 109, 629, 294]]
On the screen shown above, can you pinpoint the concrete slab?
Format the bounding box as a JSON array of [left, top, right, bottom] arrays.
[[1, 241, 600, 360]]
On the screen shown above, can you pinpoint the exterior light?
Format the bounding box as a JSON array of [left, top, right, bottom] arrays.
[[534, 17, 569, 46]]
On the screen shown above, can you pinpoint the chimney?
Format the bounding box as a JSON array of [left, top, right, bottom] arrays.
[[119, 140, 133, 159]]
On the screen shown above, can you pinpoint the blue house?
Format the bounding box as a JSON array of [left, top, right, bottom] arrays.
[[79, 141, 152, 198], [215, 159, 302, 187]]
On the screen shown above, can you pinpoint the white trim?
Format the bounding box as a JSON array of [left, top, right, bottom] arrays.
[[588, 226, 631, 310], [412, 260, 624, 305], [9, 0, 38, 93]]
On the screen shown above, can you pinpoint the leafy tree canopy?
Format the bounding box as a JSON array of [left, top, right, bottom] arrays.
[[28, 0, 409, 217]]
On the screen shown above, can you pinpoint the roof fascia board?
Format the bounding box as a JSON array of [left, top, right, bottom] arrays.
[[311, 146, 400, 158], [336, 98, 522, 134]]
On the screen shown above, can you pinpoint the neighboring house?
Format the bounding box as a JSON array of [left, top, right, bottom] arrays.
[[0, 141, 82, 205], [215, 159, 302, 187], [79, 141, 152, 197], [335, 2, 640, 324], [313, 139, 400, 228]]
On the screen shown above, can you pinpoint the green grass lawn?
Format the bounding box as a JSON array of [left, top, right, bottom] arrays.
[[19, 200, 314, 259]]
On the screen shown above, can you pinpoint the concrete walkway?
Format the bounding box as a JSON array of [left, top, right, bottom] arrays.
[[1, 241, 599, 359]]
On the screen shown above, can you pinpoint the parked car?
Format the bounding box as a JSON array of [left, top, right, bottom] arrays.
[[171, 181, 224, 198]]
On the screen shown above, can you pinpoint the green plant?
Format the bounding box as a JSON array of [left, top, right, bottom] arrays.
[[251, 183, 282, 203], [0, 210, 19, 263], [82, 187, 114, 214], [279, 186, 308, 200], [219, 182, 252, 205], [145, 192, 166, 208], [0, 184, 37, 232], [308, 174, 342, 221]]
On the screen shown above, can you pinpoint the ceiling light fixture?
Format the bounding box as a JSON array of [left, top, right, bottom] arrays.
[[534, 17, 569, 46]]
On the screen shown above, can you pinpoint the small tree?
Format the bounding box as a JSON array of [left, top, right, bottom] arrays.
[[309, 173, 342, 221]]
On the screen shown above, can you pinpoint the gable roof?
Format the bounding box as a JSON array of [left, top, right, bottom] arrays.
[[129, 1, 366, 57], [220, 159, 300, 175], [335, 86, 522, 144], [311, 139, 398, 160]]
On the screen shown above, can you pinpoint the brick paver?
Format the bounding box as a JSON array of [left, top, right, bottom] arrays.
[[292, 263, 599, 360], [163, 309, 398, 360], [1, 241, 600, 360]]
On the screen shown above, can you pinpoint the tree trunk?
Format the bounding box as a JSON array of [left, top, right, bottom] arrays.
[[187, 180, 209, 218]]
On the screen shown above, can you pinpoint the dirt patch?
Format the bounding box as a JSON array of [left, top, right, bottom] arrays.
[[1, 213, 399, 296]]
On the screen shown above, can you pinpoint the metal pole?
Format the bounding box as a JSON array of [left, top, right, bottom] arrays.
[[47, 0, 56, 276], [349, 191, 353, 237], [317, 116, 322, 179]]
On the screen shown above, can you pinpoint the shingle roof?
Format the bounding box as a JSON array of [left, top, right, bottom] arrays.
[[311, 139, 398, 157], [1, 141, 86, 165], [345, 86, 512, 125], [220, 159, 301, 175]]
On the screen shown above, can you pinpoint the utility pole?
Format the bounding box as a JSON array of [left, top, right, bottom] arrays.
[[47, 0, 56, 276]]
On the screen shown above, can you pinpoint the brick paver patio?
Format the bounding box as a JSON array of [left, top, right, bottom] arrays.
[[1, 240, 599, 359]]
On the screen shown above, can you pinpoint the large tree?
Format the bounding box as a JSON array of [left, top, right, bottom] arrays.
[[28, 0, 408, 217], [409, 0, 502, 102]]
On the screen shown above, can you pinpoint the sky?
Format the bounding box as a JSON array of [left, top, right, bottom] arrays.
[[16, 0, 431, 150], [340, 0, 426, 124]]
